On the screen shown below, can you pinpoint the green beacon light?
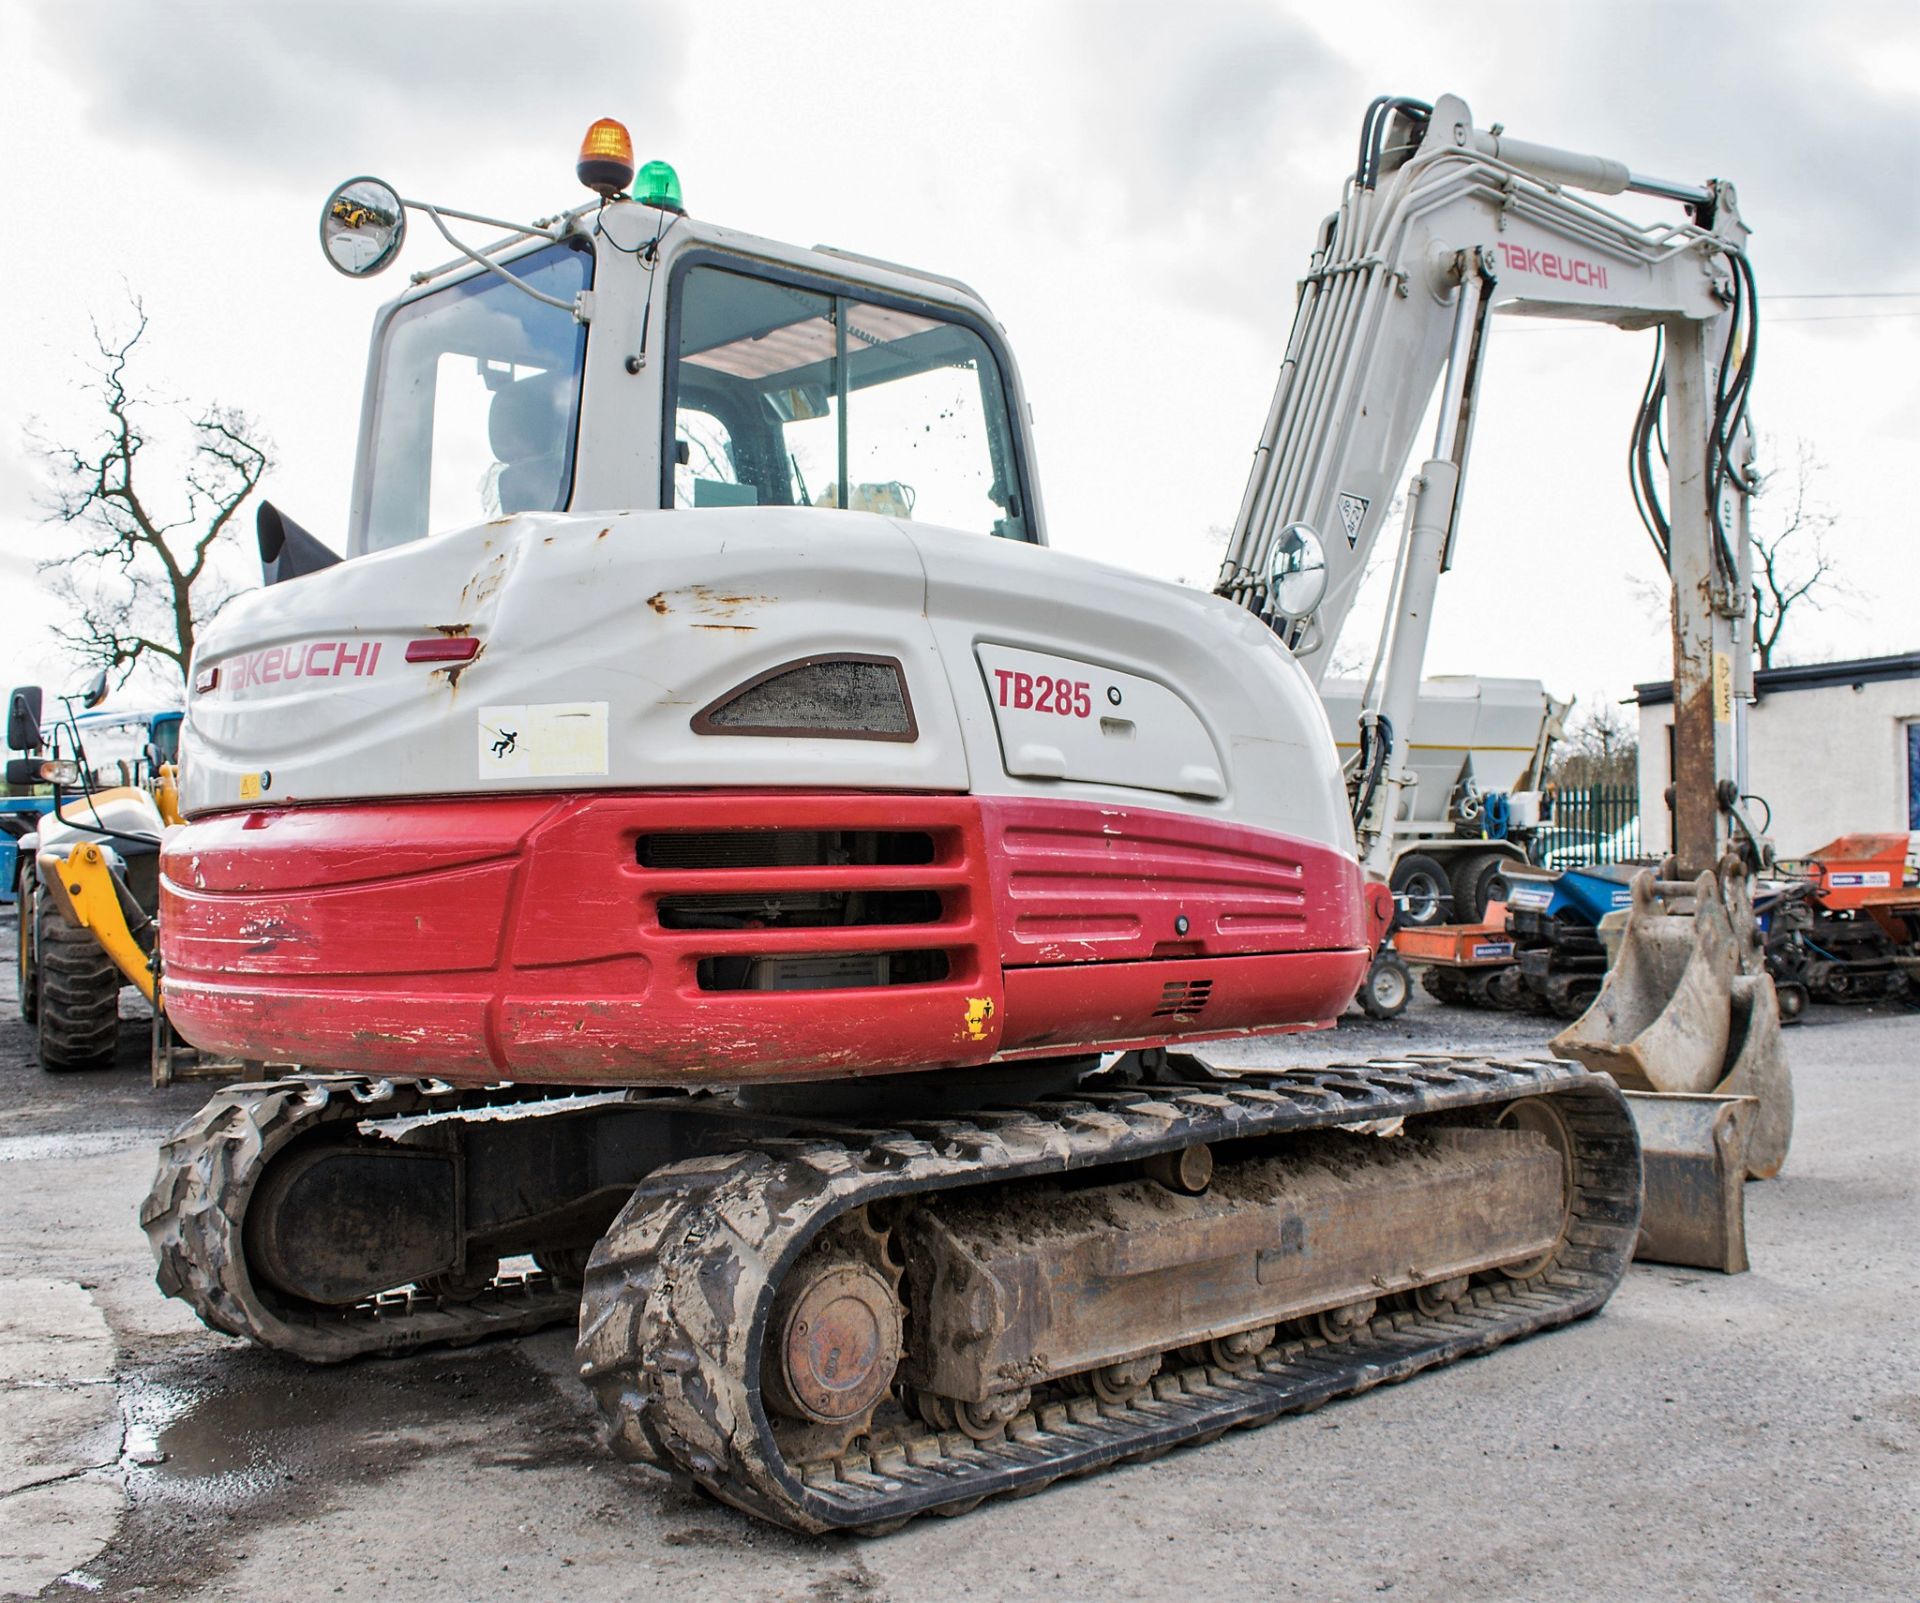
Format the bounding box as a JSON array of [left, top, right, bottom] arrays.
[[633, 159, 684, 213]]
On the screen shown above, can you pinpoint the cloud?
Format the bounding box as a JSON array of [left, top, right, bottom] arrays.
[[30, 2, 686, 188], [1050, 4, 1362, 329], [1463, 1, 1920, 289]]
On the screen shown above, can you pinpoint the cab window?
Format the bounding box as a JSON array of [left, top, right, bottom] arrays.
[[668, 263, 1029, 540], [361, 241, 592, 553]]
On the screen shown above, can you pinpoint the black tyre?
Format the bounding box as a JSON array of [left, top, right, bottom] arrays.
[[34, 890, 122, 1072], [1773, 979, 1808, 1025], [1449, 851, 1512, 925], [1389, 853, 1452, 928], [1357, 952, 1411, 1019], [14, 865, 35, 1024]]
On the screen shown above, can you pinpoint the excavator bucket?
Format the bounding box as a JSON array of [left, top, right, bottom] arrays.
[[1624, 1091, 1753, 1272], [1551, 871, 1734, 1094], [1551, 862, 1793, 1269]]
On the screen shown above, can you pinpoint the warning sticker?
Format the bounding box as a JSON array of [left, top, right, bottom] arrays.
[[478, 702, 609, 779], [1336, 492, 1371, 548]]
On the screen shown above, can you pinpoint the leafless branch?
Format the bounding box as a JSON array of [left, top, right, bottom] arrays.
[[19, 302, 270, 690]]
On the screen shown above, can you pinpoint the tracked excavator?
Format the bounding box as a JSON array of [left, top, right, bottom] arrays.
[[141, 98, 1766, 1530]]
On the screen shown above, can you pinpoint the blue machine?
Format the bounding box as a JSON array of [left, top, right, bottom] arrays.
[[1426, 861, 1641, 1017], [0, 796, 54, 903]]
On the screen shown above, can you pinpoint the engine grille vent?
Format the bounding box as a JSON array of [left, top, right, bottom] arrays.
[[1152, 978, 1214, 1017], [638, 829, 935, 870]]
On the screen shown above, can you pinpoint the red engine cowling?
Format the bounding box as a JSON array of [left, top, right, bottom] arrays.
[[158, 791, 1370, 1086]]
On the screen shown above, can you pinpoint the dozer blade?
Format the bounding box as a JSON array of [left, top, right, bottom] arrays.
[[1624, 1091, 1753, 1273], [1551, 870, 1733, 1093]]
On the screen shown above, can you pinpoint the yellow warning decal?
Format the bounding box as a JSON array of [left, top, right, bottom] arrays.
[[964, 996, 996, 1041], [238, 772, 265, 801], [1712, 652, 1733, 723]]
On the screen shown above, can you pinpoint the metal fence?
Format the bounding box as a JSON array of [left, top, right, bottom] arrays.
[[1535, 783, 1643, 866]]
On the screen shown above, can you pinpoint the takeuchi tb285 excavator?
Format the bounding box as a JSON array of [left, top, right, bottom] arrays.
[[142, 98, 1762, 1531]]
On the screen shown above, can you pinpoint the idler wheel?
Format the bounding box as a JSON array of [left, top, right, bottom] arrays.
[[764, 1213, 902, 1450]]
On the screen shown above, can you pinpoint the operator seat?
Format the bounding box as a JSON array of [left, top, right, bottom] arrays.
[[488, 370, 572, 515]]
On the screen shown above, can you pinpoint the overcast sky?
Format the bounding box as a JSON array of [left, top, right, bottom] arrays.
[[2, 0, 1915, 726]]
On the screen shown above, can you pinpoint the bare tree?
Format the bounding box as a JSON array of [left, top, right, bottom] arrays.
[[1552, 701, 1638, 788], [1750, 439, 1840, 672], [30, 303, 268, 691]]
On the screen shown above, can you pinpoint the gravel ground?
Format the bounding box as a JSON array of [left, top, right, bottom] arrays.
[[0, 903, 1914, 1602]]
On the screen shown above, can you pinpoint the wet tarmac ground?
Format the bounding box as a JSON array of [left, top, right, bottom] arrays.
[[1, 904, 1915, 1601]]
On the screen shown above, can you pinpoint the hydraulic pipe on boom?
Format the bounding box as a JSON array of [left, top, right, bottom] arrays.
[[1215, 93, 1791, 1186]]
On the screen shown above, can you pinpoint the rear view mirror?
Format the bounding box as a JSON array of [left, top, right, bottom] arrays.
[[7, 686, 42, 751], [768, 384, 831, 423], [321, 177, 406, 278], [80, 669, 109, 709], [5, 757, 42, 787]]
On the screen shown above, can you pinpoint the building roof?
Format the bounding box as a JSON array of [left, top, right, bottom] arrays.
[[1634, 650, 1920, 708]]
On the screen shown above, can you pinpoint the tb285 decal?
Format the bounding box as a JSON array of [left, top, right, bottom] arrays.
[[992, 670, 1092, 718]]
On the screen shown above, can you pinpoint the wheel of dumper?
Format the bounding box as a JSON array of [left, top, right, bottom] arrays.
[[14, 864, 37, 1024], [1773, 978, 1808, 1025], [34, 885, 121, 1072], [1358, 952, 1412, 1019], [1390, 853, 1452, 928], [1450, 851, 1511, 924]]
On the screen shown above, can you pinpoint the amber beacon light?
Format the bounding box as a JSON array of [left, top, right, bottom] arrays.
[[577, 118, 637, 197]]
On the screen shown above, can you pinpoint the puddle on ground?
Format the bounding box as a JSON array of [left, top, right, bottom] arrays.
[[84, 1330, 602, 1596]]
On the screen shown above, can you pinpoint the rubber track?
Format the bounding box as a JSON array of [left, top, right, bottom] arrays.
[[141, 1075, 583, 1362], [577, 1055, 1640, 1533]]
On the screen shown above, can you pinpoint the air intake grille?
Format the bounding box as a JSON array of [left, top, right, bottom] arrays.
[[1152, 978, 1214, 1017]]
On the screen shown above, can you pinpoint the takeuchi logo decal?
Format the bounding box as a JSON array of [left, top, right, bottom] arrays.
[[1497, 241, 1610, 290], [222, 640, 382, 691]]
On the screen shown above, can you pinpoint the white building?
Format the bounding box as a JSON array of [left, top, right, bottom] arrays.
[[1634, 652, 1920, 860]]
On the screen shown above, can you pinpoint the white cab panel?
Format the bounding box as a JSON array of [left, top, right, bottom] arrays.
[[975, 643, 1226, 800]]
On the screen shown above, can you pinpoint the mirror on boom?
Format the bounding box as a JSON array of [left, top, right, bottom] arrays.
[[1267, 522, 1329, 620]]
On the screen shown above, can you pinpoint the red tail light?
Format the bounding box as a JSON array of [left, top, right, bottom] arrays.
[[405, 637, 481, 664]]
